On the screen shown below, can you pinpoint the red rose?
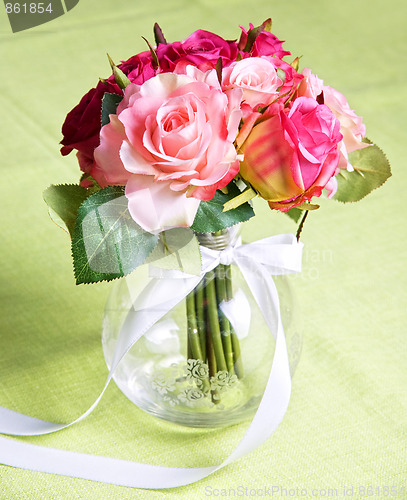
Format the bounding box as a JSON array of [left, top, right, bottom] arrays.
[[60, 79, 120, 159], [156, 30, 239, 71]]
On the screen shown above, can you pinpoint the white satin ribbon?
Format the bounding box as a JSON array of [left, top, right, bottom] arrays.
[[0, 233, 303, 489]]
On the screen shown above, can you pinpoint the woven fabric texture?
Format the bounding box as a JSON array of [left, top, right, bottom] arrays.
[[0, 0, 406, 498]]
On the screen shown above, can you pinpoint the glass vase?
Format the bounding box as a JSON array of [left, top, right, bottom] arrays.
[[102, 226, 301, 428]]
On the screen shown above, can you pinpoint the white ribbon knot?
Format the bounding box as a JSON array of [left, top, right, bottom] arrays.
[[0, 233, 303, 489], [219, 245, 236, 265]]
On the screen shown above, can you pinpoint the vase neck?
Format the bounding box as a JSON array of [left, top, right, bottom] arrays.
[[195, 225, 241, 251]]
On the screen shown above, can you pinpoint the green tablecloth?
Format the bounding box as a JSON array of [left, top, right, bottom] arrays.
[[1, 0, 406, 497]]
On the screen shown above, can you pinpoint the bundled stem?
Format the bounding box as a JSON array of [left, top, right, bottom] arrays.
[[216, 265, 235, 375], [225, 265, 244, 379], [186, 289, 210, 393], [205, 269, 227, 372], [186, 243, 244, 403], [186, 291, 204, 361], [195, 280, 206, 360]]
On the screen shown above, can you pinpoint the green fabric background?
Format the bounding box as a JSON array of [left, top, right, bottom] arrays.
[[0, 0, 406, 498]]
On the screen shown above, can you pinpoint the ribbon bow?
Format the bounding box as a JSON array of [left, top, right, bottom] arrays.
[[0, 233, 303, 489]]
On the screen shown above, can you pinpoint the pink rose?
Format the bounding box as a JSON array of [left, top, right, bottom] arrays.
[[238, 23, 291, 59], [222, 57, 283, 109], [264, 58, 303, 104], [239, 97, 342, 211], [156, 30, 239, 72], [60, 51, 157, 187], [323, 85, 369, 169], [94, 71, 242, 232], [297, 68, 324, 99], [298, 68, 369, 172], [223, 56, 303, 147]]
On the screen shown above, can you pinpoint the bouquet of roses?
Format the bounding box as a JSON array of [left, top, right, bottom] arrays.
[[44, 20, 390, 402]]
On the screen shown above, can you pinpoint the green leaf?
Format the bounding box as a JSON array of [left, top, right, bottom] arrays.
[[43, 184, 90, 237], [191, 183, 255, 233], [334, 142, 391, 203], [79, 173, 102, 190], [242, 18, 272, 52], [295, 202, 320, 210], [101, 93, 123, 126], [107, 53, 131, 90], [285, 207, 302, 223], [145, 228, 202, 276], [141, 36, 160, 69], [72, 186, 158, 284]]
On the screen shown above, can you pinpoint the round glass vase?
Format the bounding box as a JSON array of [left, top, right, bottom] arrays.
[[102, 227, 302, 428]]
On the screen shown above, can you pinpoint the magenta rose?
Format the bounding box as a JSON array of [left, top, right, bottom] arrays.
[[93, 69, 243, 232], [116, 50, 157, 83], [238, 23, 291, 59], [60, 51, 156, 186], [239, 96, 342, 211], [156, 30, 239, 72]]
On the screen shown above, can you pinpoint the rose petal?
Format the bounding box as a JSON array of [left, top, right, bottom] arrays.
[[125, 175, 200, 232], [94, 116, 132, 185]]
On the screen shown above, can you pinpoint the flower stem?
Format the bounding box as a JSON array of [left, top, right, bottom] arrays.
[[216, 265, 235, 375], [296, 210, 309, 241], [206, 308, 220, 404], [195, 279, 206, 361], [225, 264, 244, 379], [204, 269, 227, 372], [186, 290, 211, 393], [186, 290, 204, 361], [206, 313, 217, 376]]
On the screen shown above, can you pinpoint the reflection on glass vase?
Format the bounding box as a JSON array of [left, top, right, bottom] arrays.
[[102, 226, 302, 428]]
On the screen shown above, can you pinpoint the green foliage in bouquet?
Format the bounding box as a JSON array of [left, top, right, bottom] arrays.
[[71, 187, 159, 284], [191, 183, 255, 233], [43, 184, 89, 237], [44, 180, 254, 284], [101, 93, 123, 127], [334, 141, 391, 202]]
